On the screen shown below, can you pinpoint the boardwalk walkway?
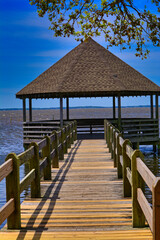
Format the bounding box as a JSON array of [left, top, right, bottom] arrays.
[[1, 139, 152, 239]]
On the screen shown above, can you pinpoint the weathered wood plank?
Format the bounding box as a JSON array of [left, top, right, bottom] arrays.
[[20, 169, 35, 194], [39, 157, 47, 173], [126, 145, 134, 159], [136, 157, 156, 191], [38, 138, 47, 150], [137, 188, 153, 231], [0, 199, 15, 225], [18, 146, 34, 165], [126, 167, 132, 186], [0, 158, 13, 182]]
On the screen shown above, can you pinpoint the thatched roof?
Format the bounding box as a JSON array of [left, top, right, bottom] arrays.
[[16, 38, 160, 99]]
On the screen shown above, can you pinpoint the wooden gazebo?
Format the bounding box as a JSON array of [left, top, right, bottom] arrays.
[[16, 38, 160, 146]]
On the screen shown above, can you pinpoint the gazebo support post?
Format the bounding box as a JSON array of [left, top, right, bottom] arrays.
[[113, 96, 116, 119], [23, 98, 26, 122], [29, 98, 32, 122], [155, 94, 159, 120], [154, 94, 159, 152], [66, 97, 69, 120], [150, 95, 154, 119], [118, 95, 121, 131], [60, 97, 63, 128]]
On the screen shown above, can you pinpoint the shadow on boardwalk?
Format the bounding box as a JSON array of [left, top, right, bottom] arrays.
[[16, 140, 82, 240]]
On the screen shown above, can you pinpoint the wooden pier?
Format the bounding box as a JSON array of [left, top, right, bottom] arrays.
[[0, 139, 152, 239], [0, 120, 160, 239]]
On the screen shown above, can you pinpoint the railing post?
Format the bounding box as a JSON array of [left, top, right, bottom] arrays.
[[52, 131, 59, 168], [63, 127, 67, 154], [59, 129, 64, 160], [5, 153, 21, 229], [66, 125, 70, 149], [152, 178, 160, 240], [116, 133, 123, 179], [122, 140, 132, 197], [111, 126, 114, 159], [104, 120, 106, 141], [68, 124, 71, 148], [108, 125, 112, 152], [70, 122, 74, 144], [131, 150, 145, 227], [74, 120, 77, 141], [113, 129, 117, 167], [106, 123, 110, 147], [42, 136, 51, 180], [29, 142, 41, 198]]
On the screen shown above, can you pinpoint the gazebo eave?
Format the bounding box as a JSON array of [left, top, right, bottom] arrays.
[[16, 90, 160, 100]]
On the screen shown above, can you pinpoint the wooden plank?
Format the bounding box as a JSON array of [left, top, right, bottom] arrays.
[[123, 128, 159, 133], [24, 130, 54, 134], [58, 143, 62, 151], [126, 167, 132, 186], [50, 149, 56, 159], [0, 158, 13, 182], [39, 157, 47, 173], [18, 146, 34, 165], [119, 137, 124, 147], [152, 178, 160, 240], [23, 126, 59, 129], [0, 230, 153, 240], [137, 188, 153, 231], [50, 133, 56, 143], [38, 138, 47, 150], [120, 155, 123, 167], [0, 198, 15, 225], [136, 157, 156, 191], [20, 169, 35, 194], [126, 145, 133, 159]]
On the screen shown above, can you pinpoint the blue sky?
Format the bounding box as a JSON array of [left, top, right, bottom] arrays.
[[0, 0, 160, 109]]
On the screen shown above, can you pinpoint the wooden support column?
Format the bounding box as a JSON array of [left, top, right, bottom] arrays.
[[113, 96, 116, 119], [29, 98, 32, 122], [23, 98, 26, 122], [156, 94, 159, 119], [60, 97, 63, 128], [66, 97, 69, 120], [118, 95, 121, 130], [150, 95, 154, 119]]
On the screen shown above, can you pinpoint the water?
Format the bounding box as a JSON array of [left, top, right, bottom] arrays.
[[0, 118, 29, 229], [0, 108, 160, 229]]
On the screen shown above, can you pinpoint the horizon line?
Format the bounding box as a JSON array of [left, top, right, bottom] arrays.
[[0, 105, 158, 111]]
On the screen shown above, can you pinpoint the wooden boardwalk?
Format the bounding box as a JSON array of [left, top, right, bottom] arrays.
[[0, 139, 152, 239]]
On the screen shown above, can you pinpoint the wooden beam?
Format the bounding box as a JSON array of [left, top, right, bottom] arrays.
[[118, 95, 121, 130], [155, 95, 159, 120], [66, 98, 69, 120], [23, 99, 26, 122], [29, 98, 32, 122], [60, 98, 63, 128], [113, 96, 116, 119], [150, 95, 154, 119]]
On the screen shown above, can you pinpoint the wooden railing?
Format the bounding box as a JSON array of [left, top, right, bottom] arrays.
[[121, 118, 159, 143], [104, 119, 160, 240], [0, 120, 77, 229], [23, 118, 159, 145]]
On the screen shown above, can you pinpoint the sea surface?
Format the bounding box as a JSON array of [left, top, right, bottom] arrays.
[[0, 107, 160, 229]]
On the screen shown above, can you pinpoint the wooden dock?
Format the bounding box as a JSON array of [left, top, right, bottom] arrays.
[[0, 139, 152, 239]]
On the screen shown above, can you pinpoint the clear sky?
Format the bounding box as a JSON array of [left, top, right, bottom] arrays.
[[0, 0, 160, 109]]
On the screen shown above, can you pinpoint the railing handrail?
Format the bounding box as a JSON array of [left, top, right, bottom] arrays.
[[104, 119, 160, 240], [0, 120, 77, 229]]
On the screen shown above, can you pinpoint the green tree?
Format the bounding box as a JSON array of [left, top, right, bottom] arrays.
[[30, 0, 160, 58]]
